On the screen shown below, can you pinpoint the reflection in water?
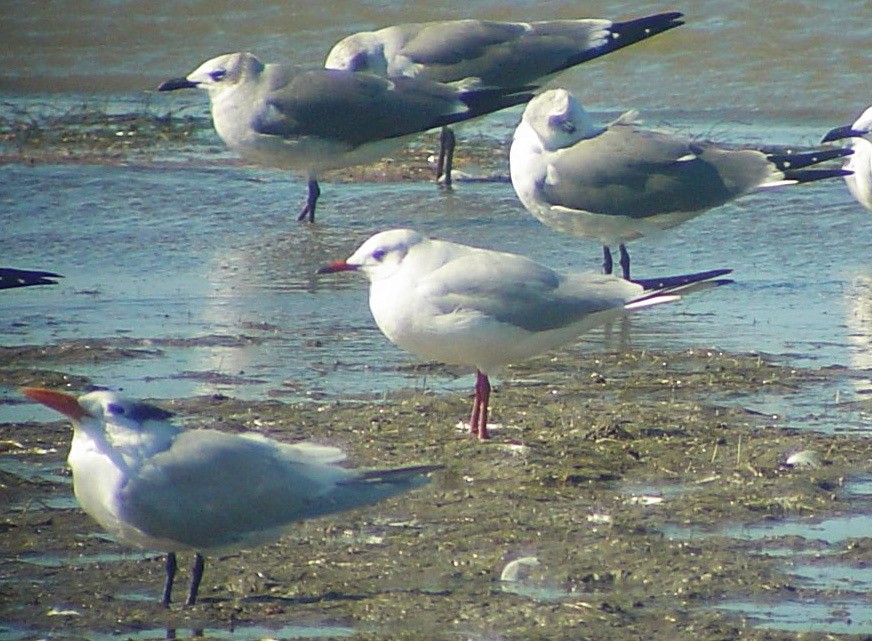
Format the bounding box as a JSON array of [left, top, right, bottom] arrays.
[[844, 274, 872, 393]]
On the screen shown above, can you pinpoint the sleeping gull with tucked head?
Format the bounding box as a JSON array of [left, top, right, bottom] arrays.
[[510, 88, 854, 278]]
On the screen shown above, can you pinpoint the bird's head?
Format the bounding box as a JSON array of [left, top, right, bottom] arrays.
[[317, 229, 425, 281], [521, 88, 596, 150], [158, 52, 264, 94], [21, 388, 178, 460]]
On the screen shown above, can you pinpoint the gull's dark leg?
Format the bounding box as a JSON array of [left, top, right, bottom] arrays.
[[436, 127, 455, 187], [297, 178, 320, 222], [470, 370, 491, 440], [618, 244, 631, 280], [161, 552, 177, 606], [185, 553, 205, 606], [602, 245, 613, 275]]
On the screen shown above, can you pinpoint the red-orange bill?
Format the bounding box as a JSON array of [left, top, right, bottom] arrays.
[[316, 260, 357, 274], [20, 387, 89, 420]]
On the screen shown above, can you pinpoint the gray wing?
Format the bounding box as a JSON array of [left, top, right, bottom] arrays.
[[403, 20, 614, 86], [252, 68, 464, 148], [543, 125, 772, 218], [118, 430, 345, 550], [420, 252, 631, 332]]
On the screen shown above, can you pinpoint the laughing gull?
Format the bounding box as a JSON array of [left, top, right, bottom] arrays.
[[325, 12, 684, 185], [318, 228, 731, 440], [22, 386, 440, 606], [510, 88, 854, 279], [0, 268, 63, 290], [158, 52, 534, 221], [821, 105, 872, 211]]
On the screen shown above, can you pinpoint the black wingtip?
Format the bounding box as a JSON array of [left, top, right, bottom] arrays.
[[632, 268, 733, 291], [562, 11, 685, 68], [0, 268, 64, 291], [786, 168, 854, 183], [766, 146, 854, 171], [453, 86, 537, 123]]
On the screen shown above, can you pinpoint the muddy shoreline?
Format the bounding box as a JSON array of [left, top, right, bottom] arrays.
[[3, 106, 872, 640], [3, 341, 872, 640]]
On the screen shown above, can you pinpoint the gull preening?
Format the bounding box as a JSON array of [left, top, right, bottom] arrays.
[[510, 88, 854, 279], [325, 12, 684, 185], [21, 387, 440, 606], [821, 105, 872, 211], [318, 228, 732, 440], [158, 52, 533, 221]]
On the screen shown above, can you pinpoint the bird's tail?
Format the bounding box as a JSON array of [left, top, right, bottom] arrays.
[[567, 12, 685, 68], [762, 146, 854, 185], [626, 269, 733, 310], [314, 464, 442, 517]]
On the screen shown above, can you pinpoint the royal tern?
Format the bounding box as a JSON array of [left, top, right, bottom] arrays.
[[21, 387, 440, 605]]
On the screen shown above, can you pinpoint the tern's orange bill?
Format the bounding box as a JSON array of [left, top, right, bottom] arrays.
[[20, 387, 89, 420]]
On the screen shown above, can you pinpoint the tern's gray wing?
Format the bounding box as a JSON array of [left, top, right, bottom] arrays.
[[119, 430, 347, 550], [421, 252, 632, 332], [543, 125, 771, 218], [251, 69, 465, 148]]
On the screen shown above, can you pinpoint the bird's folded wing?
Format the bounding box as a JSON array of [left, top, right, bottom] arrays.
[[119, 430, 345, 549], [420, 254, 628, 332], [542, 127, 740, 217], [253, 70, 463, 147]]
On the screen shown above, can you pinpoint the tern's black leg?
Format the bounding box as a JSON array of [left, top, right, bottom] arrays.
[[297, 179, 320, 222], [436, 126, 455, 187], [602, 246, 614, 275], [618, 244, 631, 280], [185, 553, 205, 606], [161, 552, 178, 606]]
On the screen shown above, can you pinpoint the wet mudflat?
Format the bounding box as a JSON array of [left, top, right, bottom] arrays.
[[4, 342, 872, 641], [4, 104, 872, 640]]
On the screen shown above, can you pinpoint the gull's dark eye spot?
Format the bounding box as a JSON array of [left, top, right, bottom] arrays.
[[210, 68, 227, 81], [107, 403, 125, 416], [549, 114, 575, 134], [371, 249, 387, 262]]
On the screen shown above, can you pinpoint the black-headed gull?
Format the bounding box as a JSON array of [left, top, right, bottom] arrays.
[[510, 88, 854, 279], [317, 228, 732, 440], [821, 105, 872, 211], [325, 12, 684, 185], [157, 52, 534, 221], [21, 387, 440, 606], [0, 268, 62, 290]]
